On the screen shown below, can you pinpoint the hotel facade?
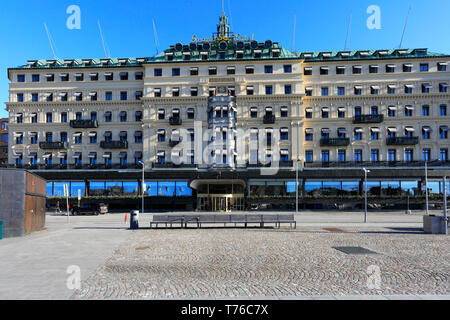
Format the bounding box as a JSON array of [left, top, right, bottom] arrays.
[[4, 14, 450, 211]]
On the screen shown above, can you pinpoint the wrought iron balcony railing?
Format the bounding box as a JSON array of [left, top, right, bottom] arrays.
[[320, 138, 350, 147], [169, 117, 182, 125], [386, 137, 419, 145], [353, 114, 384, 124], [70, 120, 99, 128], [100, 141, 128, 149], [263, 114, 276, 124], [39, 141, 68, 149]]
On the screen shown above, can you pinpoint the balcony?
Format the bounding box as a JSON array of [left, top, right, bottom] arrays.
[[320, 138, 350, 146], [169, 117, 182, 125], [353, 114, 384, 124], [386, 137, 419, 145], [70, 120, 99, 128], [100, 141, 128, 149], [39, 142, 68, 149], [263, 114, 276, 124]]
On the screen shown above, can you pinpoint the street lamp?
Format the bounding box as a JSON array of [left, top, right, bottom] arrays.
[[363, 168, 370, 223], [425, 161, 429, 215], [139, 161, 145, 214]]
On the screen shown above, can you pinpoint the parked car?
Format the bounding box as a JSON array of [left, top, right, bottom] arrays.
[[71, 203, 107, 216]]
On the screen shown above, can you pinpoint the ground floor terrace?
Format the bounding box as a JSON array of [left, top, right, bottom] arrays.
[[32, 165, 450, 212]]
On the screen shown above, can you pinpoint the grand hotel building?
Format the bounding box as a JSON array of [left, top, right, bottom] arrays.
[[4, 14, 450, 211]]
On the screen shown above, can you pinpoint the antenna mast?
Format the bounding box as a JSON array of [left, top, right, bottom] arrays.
[[152, 19, 159, 55], [291, 14, 296, 52], [399, 6, 412, 48], [344, 11, 352, 51], [98, 20, 110, 58], [44, 22, 58, 60]]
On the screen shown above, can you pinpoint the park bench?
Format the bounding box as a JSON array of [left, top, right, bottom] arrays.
[[150, 214, 296, 229]]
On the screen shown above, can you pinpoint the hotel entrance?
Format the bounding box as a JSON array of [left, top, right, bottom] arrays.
[[190, 180, 246, 212]]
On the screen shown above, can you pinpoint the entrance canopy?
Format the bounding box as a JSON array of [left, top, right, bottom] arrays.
[[190, 179, 246, 191]]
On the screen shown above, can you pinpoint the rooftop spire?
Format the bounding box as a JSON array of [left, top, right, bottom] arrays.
[[217, 10, 230, 39]]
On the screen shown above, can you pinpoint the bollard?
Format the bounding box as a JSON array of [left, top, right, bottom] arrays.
[[130, 210, 139, 230]]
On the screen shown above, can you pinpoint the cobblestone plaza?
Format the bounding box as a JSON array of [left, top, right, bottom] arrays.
[[72, 219, 449, 299]]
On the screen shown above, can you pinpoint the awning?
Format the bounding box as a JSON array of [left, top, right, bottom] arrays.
[[405, 127, 415, 132], [250, 107, 258, 112], [73, 133, 82, 137], [88, 92, 97, 96], [27, 152, 37, 158], [158, 109, 165, 114], [320, 67, 329, 70], [172, 109, 180, 114], [12, 153, 22, 159], [440, 83, 449, 87], [157, 151, 165, 157], [13, 132, 23, 137], [321, 107, 330, 112], [154, 88, 161, 93], [321, 128, 330, 133], [422, 126, 432, 132], [42, 153, 52, 159], [438, 62, 448, 66], [422, 83, 432, 88], [388, 106, 397, 110], [265, 128, 274, 133], [190, 87, 198, 91], [354, 128, 364, 133], [104, 72, 113, 76], [370, 127, 380, 132], [172, 87, 180, 92], [29, 132, 38, 137], [45, 74, 53, 78], [102, 153, 111, 159], [281, 106, 288, 112], [305, 107, 313, 112], [405, 105, 414, 110], [157, 129, 165, 134], [405, 84, 414, 88], [104, 132, 112, 137], [354, 85, 363, 89], [371, 86, 380, 89], [88, 153, 97, 158], [338, 107, 346, 112], [74, 92, 82, 97], [280, 150, 289, 155], [89, 73, 98, 76], [387, 64, 396, 68], [75, 73, 83, 77], [251, 128, 259, 134], [88, 132, 97, 137], [57, 152, 67, 159], [336, 66, 346, 69], [305, 128, 313, 134], [304, 67, 312, 71], [440, 126, 449, 132], [353, 65, 362, 69], [187, 108, 195, 113], [404, 63, 413, 67], [387, 127, 398, 132], [222, 106, 228, 111], [44, 92, 52, 97], [171, 150, 181, 158], [72, 153, 81, 159], [387, 85, 397, 89], [119, 132, 127, 137], [337, 128, 347, 133], [58, 92, 67, 97], [280, 128, 289, 133]]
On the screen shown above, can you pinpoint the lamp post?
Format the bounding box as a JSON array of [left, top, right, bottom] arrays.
[[425, 161, 429, 215], [296, 160, 299, 213], [363, 168, 370, 223], [139, 161, 145, 214]]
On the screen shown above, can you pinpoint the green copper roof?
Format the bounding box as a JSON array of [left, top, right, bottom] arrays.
[[14, 57, 148, 69], [297, 48, 450, 62]]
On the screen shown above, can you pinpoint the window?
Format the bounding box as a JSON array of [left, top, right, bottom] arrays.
[[135, 111, 142, 122], [120, 72, 128, 80], [280, 128, 289, 140], [75, 73, 83, 81], [190, 68, 198, 76], [75, 112, 82, 120], [60, 74, 69, 81], [388, 107, 396, 117], [75, 92, 83, 101], [265, 85, 273, 95], [31, 113, 37, 123], [422, 105, 430, 116], [280, 107, 288, 118], [227, 67, 235, 75], [337, 87, 345, 96], [305, 130, 313, 141], [440, 127, 448, 139], [89, 132, 97, 144], [305, 108, 312, 118], [405, 85, 413, 94], [209, 67, 217, 75], [17, 74, 25, 82], [338, 150, 346, 162], [120, 91, 127, 101], [423, 149, 431, 161], [135, 72, 143, 80], [304, 67, 312, 75], [438, 63, 447, 72], [264, 65, 273, 74], [90, 92, 97, 101], [105, 92, 112, 101], [284, 85, 292, 95], [405, 106, 413, 117], [17, 93, 24, 102], [90, 73, 99, 81], [369, 65, 378, 74], [16, 113, 23, 124], [403, 64, 412, 72], [32, 93, 38, 102], [354, 106, 362, 116], [30, 133, 37, 144], [422, 84, 431, 93], [284, 65, 292, 73], [371, 149, 379, 162], [305, 88, 312, 96], [305, 151, 313, 163], [134, 131, 143, 143], [105, 73, 113, 81], [354, 86, 362, 95], [440, 83, 448, 93], [190, 87, 198, 97], [336, 66, 345, 75], [320, 67, 329, 75], [354, 128, 362, 140], [105, 112, 112, 122], [371, 86, 379, 95], [157, 151, 165, 164], [246, 86, 254, 95], [321, 150, 330, 163], [120, 132, 128, 143], [321, 87, 328, 96], [386, 65, 395, 73], [120, 112, 127, 122], [74, 133, 82, 144], [60, 132, 67, 143], [338, 108, 345, 118], [154, 69, 162, 77], [90, 112, 97, 121], [371, 106, 378, 115], [46, 112, 53, 123], [32, 74, 40, 82], [352, 66, 362, 74], [250, 108, 258, 118], [388, 149, 396, 162], [187, 109, 195, 119], [420, 63, 429, 72], [440, 105, 447, 116], [245, 66, 254, 74], [440, 149, 448, 161], [405, 149, 413, 162], [172, 68, 180, 76], [422, 127, 431, 139], [46, 93, 53, 102], [321, 108, 329, 119], [158, 130, 165, 142], [370, 129, 379, 140]]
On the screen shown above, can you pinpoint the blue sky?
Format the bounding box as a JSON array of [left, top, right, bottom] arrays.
[[1, 0, 449, 118]]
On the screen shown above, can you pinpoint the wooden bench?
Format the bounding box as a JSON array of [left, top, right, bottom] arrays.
[[150, 214, 296, 229]]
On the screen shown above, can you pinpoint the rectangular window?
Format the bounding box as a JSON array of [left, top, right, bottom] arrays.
[[336, 66, 345, 75], [337, 87, 345, 96], [369, 65, 378, 74], [284, 85, 292, 95], [371, 149, 379, 162], [420, 63, 429, 72], [304, 67, 312, 76], [120, 92, 127, 101], [61, 113, 67, 123], [320, 67, 329, 75], [440, 84, 448, 93], [265, 86, 273, 95], [388, 149, 396, 162], [422, 105, 430, 116], [32, 74, 40, 82], [338, 150, 346, 162], [438, 63, 447, 72], [440, 105, 447, 116], [305, 151, 313, 163], [284, 65, 292, 73], [17, 74, 25, 82], [209, 67, 217, 75], [321, 150, 330, 163], [172, 68, 180, 76], [32, 93, 38, 102], [264, 65, 273, 74], [17, 93, 24, 102], [46, 113, 53, 123], [154, 68, 162, 77], [440, 149, 448, 161], [321, 87, 328, 96], [405, 149, 413, 162], [423, 149, 431, 162]]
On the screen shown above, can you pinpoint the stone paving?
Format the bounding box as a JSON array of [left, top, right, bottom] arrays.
[[71, 227, 450, 299]]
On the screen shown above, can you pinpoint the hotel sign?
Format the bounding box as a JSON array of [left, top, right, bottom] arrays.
[[192, 33, 254, 44]]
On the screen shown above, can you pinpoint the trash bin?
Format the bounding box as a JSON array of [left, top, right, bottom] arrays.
[[130, 211, 139, 230]]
